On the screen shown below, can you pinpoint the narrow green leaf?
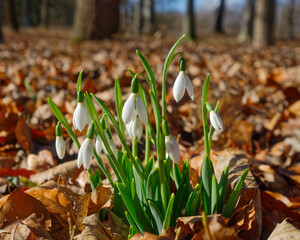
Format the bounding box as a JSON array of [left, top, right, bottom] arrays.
[[201, 155, 212, 213], [223, 168, 249, 218], [217, 164, 229, 213], [114, 77, 125, 136], [185, 184, 200, 216], [125, 211, 139, 236], [182, 160, 192, 196], [145, 156, 155, 179], [211, 174, 218, 215], [208, 100, 220, 150], [146, 167, 162, 212], [113, 183, 124, 219], [77, 70, 83, 92], [163, 193, 175, 231], [170, 183, 187, 227], [171, 163, 182, 189], [148, 200, 164, 235]]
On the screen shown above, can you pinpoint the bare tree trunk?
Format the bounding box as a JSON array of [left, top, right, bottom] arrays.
[[22, 0, 29, 28], [185, 0, 196, 40], [5, 0, 19, 31], [215, 0, 225, 33], [133, 0, 143, 35], [0, 17, 4, 43], [41, 0, 50, 29], [73, 0, 120, 41], [144, 0, 154, 34], [237, 0, 254, 42], [288, 0, 295, 39], [252, 0, 275, 48]]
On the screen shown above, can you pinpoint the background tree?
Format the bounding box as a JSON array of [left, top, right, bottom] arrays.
[[215, 0, 225, 33], [73, 0, 120, 41], [5, 0, 19, 32], [185, 0, 196, 40], [133, 0, 143, 35], [252, 0, 275, 48], [287, 0, 295, 39], [144, 0, 155, 34], [237, 0, 254, 42], [41, 0, 50, 29]]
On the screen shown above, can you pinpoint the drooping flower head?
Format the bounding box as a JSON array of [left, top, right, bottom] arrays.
[[206, 102, 224, 132], [173, 57, 194, 102], [126, 116, 143, 140], [77, 121, 95, 170], [162, 119, 180, 164], [55, 122, 65, 159], [122, 77, 148, 126]]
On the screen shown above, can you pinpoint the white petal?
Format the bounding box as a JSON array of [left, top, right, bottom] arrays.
[[72, 111, 77, 130], [82, 139, 94, 170], [173, 71, 186, 102], [165, 136, 180, 164], [132, 117, 143, 140], [95, 135, 102, 155], [74, 103, 87, 132], [210, 111, 224, 132], [122, 94, 136, 124], [136, 95, 148, 124], [55, 136, 65, 159], [77, 143, 84, 168], [85, 103, 92, 125], [126, 121, 134, 139], [185, 73, 194, 100]]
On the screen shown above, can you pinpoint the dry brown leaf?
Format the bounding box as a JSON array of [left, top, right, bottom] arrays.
[[0, 213, 53, 240], [15, 115, 32, 151], [0, 188, 51, 229], [131, 231, 175, 240], [288, 100, 300, 117], [267, 219, 300, 240]]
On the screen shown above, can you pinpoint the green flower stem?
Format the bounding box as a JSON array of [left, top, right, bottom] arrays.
[[208, 101, 219, 151], [93, 148, 113, 186], [132, 138, 138, 158], [162, 34, 185, 119], [145, 125, 150, 163], [202, 74, 211, 156]]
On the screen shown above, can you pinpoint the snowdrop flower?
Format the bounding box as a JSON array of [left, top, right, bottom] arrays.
[[77, 122, 95, 169], [206, 102, 224, 132], [95, 135, 102, 156], [173, 57, 194, 102], [162, 120, 180, 164], [209, 110, 224, 132], [55, 122, 65, 159], [122, 77, 148, 125], [101, 130, 117, 158], [73, 91, 89, 132], [126, 116, 143, 140]]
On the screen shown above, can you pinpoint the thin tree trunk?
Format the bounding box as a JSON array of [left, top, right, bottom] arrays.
[[133, 0, 143, 35], [288, 0, 295, 39], [0, 17, 4, 43], [186, 0, 196, 40], [73, 0, 119, 41], [41, 0, 50, 29], [5, 0, 19, 31], [237, 0, 254, 42], [252, 0, 275, 48], [144, 0, 154, 34], [215, 0, 225, 33], [22, 0, 30, 28]]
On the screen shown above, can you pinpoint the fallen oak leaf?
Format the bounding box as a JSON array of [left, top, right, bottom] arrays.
[[268, 218, 300, 240], [0, 188, 51, 229]]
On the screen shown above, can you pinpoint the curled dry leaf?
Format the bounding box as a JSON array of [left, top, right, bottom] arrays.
[[0, 213, 53, 240], [267, 218, 300, 240], [131, 231, 175, 240], [0, 188, 51, 229], [74, 214, 117, 240]]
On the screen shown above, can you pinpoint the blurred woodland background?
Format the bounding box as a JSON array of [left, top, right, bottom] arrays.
[[0, 0, 299, 46]]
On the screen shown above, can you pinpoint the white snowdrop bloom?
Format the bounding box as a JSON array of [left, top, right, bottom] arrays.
[[73, 102, 88, 131], [122, 93, 148, 125], [55, 136, 65, 159], [126, 116, 143, 140], [165, 135, 180, 164], [173, 71, 194, 102], [95, 135, 102, 156], [173, 57, 194, 102], [77, 138, 94, 170], [209, 110, 224, 132]]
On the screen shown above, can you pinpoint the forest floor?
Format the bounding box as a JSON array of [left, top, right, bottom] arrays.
[[0, 30, 300, 239]]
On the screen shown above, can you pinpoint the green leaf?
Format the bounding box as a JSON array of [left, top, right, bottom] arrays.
[[163, 193, 175, 231], [223, 168, 249, 218], [171, 163, 182, 189], [145, 156, 155, 179], [211, 174, 218, 214], [146, 167, 162, 212], [77, 70, 83, 92], [136, 50, 157, 97], [185, 184, 201, 216], [113, 183, 124, 219], [182, 159, 192, 196], [170, 183, 187, 227], [201, 155, 212, 213], [125, 211, 139, 236], [218, 164, 229, 213], [148, 200, 164, 235], [114, 77, 125, 136]]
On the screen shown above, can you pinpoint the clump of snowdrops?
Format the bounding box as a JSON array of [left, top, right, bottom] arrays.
[[49, 35, 249, 237]]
